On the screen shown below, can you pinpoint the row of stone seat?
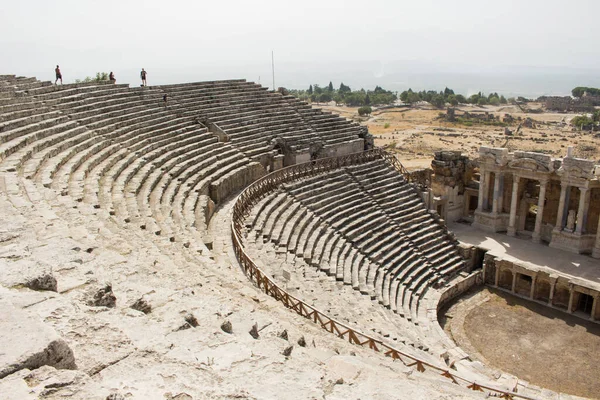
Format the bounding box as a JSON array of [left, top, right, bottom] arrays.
[[243, 161, 467, 331], [283, 95, 364, 145], [159, 81, 364, 162], [160, 81, 318, 161], [242, 235, 436, 354], [0, 74, 367, 271], [345, 161, 465, 280], [0, 77, 262, 261]]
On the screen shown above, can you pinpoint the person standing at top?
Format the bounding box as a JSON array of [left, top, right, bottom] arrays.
[[109, 71, 115, 84], [140, 68, 147, 86], [55, 65, 62, 85]]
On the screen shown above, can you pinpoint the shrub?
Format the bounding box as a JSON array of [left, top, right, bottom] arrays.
[[358, 106, 372, 116], [384, 123, 390, 129]]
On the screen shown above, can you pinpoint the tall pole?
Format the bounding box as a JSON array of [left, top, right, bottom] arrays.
[[271, 50, 275, 91]]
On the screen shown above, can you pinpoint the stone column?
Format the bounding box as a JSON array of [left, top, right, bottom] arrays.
[[554, 184, 568, 232], [567, 288, 574, 313], [532, 180, 548, 243], [497, 174, 505, 213], [591, 295, 599, 321], [492, 173, 502, 214], [507, 176, 520, 236], [548, 278, 556, 306], [593, 214, 600, 259], [575, 187, 590, 234], [477, 172, 485, 211], [482, 262, 487, 283], [529, 274, 537, 299], [483, 171, 492, 211], [494, 265, 500, 287], [511, 271, 517, 293]]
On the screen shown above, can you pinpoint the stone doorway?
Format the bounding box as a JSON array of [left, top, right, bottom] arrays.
[[517, 179, 541, 236], [576, 293, 594, 316]]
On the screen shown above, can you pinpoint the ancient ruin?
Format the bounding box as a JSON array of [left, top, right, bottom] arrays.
[[1, 74, 598, 399]]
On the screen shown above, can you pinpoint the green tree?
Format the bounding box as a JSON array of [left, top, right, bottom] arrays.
[[339, 82, 351, 93], [468, 94, 480, 104], [407, 92, 420, 104], [318, 92, 332, 102], [455, 94, 467, 104], [430, 94, 445, 108], [499, 95, 507, 104], [308, 85, 313, 95], [328, 81, 334, 92], [358, 106, 372, 116], [572, 87, 586, 98], [364, 93, 371, 105]]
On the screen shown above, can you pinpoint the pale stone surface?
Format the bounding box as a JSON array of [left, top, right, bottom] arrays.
[[0, 189, 481, 399], [0, 299, 76, 379]]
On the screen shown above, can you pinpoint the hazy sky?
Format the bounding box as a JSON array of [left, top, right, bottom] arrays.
[[1, 0, 599, 94]]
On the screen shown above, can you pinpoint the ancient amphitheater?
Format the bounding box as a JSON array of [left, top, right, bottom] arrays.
[[1, 75, 598, 399]]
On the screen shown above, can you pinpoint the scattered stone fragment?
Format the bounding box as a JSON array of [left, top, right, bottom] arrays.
[[221, 320, 232, 334], [249, 323, 259, 339], [25, 274, 57, 292], [0, 303, 77, 379], [335, 378, 344, 385], [278, 329, 288, 341], [282, 346, 293, 357], [130, 298, 151, 314], [184, 313, 198, 327], [88, 284, 116, 308], [297, 336, 306, 347], [106, 394, 125, 400]]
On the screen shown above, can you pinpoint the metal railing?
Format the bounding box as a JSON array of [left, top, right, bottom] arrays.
[[230, 149, 536, 400]]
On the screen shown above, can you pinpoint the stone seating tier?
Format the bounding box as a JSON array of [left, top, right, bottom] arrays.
[[243, 162, 467, 335]]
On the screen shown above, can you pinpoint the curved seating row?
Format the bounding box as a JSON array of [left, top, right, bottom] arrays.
[[160, 81, 363, 162], [242, 161, 466, 336]]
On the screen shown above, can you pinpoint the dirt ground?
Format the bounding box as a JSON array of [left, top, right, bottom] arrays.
[[443, 288, 600, 399], [321, 103, 600, 171]]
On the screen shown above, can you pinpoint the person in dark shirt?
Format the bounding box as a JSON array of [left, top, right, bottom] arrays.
[[109, 72, 115, 84], [55, 65, 62, 85], [140, 68, 147, 86]]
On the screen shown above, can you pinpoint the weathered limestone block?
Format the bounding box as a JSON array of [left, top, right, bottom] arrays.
[[130, 297, 151, 314], [0, 259, 58, 292], [88, 284, 116, 308], [26, 274, 58, 292], [0, 301, 76, 379]]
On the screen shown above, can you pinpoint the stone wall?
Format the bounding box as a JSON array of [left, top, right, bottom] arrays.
[[320, 139, 365, 158], [428, 151, 477, 222], [210, 162, 266, 204], [541, 96, 596, 113], [437, 271, 483, 311], [481, 253, 600, 321]]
